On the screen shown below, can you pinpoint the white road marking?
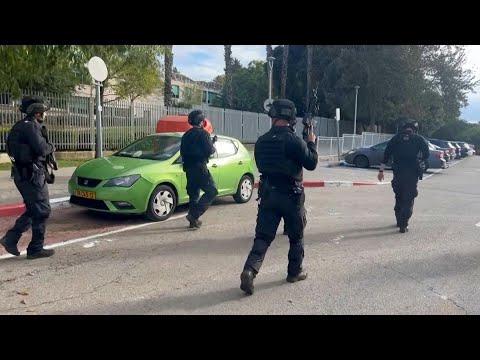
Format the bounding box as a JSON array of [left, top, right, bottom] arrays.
[[422, 168, 444, 180], [422, 158, 467, 180], [0, 213, 187, 260], [82, 241, 100, 248], [330, 236, 344, 243]]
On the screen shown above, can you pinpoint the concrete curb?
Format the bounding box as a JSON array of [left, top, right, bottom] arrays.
[[1, 175, 388, 217], [253, 179, 390, 189], [0, 196, 71, 217]]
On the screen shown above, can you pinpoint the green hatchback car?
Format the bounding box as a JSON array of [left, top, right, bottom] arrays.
[[68, 132, 256, 221]]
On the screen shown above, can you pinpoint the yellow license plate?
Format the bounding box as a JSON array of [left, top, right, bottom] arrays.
[[74, 189, 96, 199]]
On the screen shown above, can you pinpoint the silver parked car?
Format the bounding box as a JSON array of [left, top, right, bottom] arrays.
[[344, 140, 447, 171]]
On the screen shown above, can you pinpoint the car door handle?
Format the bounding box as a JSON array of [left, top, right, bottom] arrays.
[[238, 161, 243, 165], [212, 164, 218, 168]]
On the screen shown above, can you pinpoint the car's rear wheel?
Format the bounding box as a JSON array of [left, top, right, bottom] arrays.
[[233, 175, 254, 203], [145, 184, 177, 221], [354, 155, 370, 168]]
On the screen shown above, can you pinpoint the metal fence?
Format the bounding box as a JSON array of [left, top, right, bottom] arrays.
[[1, 90, 380, 152], [361, 132, 394, 147], [316, 132, 394, 156], [317, 136, 345, 157]]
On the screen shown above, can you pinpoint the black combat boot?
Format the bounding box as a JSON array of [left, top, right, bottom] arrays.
[[286, 269, 308, 283], [27, 249, 55, 260], [186, 214, 202, 229], [0, 236, 20, 256], [240, 269, 255, 295]]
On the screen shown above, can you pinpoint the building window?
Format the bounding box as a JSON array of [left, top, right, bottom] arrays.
[[202, 90, 221, 104], [171, 85, 179, 99], [209, 92, 221, 105]]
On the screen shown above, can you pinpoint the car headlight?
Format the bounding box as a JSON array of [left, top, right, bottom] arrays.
[[347, 150, 356, 155], [103, 174, 140, 188]]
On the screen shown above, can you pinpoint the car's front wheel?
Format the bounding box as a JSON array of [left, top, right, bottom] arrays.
[[354, 155, 370, 168], [233, 175, 254, 203], [146, 184, 177, 221]]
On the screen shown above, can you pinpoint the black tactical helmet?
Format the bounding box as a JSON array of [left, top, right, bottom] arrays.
[[19, 95, 50, 115], [402, 120, 419, 133], [188, 110, 205, 126], [268, 99, 297, 126]]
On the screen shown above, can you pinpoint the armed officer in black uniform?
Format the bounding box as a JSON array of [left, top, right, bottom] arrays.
[[378, 121, 429, 233], [240, 99, 318, 295], [0, 96, 56, 259], [180, 110, 218, 229]]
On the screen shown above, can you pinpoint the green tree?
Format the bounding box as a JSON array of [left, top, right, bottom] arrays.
[[211, 60, 268, 112], [78, 45, 166, 104], [0, 45, 84, 96], [0, 45, 167, 104], [269, 45, 478, 135], [174, 84, 202, 109]]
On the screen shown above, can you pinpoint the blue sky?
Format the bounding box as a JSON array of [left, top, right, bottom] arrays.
[[172, 45, 480, 122], [172, 45, 269, 81]]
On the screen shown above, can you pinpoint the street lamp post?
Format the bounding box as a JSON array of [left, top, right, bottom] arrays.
[[353, 85, 360, 149], [87, 56, 108, 158], [354, 85, 360, 135], [267, 56, 275, 100], [336, 108, 341, 162]]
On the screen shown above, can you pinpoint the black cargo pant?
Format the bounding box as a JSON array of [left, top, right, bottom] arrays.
[[185, 164, 218, 220], [4, 165, 51, 254], [283, 208, 307, 235], [243, 184, 307, 277], [391, 169, 418, 227]]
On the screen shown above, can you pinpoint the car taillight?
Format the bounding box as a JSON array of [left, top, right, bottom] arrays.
[[436, 152, 442, 158]]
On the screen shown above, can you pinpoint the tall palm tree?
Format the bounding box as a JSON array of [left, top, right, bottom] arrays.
[[306, 45, 313, 111], [266, 45, 273, 58], [163, 45, 173, 107], [280, 45, 289, 98], [224, 45, 233, 108]]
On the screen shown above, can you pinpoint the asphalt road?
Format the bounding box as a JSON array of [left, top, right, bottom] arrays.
[[0, 156, 478, 315]]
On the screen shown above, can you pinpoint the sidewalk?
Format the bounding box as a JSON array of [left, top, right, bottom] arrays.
[[0, 167, 74, 205]]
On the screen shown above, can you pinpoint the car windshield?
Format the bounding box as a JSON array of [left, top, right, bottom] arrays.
[[371, 141, 388, 150], [114, 135, 181, 161]]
